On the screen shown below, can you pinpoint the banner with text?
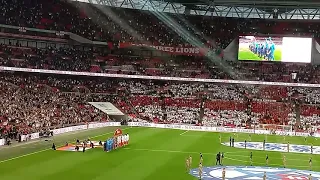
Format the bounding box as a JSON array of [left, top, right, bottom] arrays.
[[119, 42, 209, 56]]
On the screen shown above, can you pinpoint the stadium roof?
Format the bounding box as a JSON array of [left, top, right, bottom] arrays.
[[77, 0, 320, 19], [167, 0, 319, 5]]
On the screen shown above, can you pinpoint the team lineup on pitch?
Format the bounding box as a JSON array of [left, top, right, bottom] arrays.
[[1, 127, 320, 180]]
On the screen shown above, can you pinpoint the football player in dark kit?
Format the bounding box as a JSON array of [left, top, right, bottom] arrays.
[[52, 143, 56, 150], [75, 145, 79, 151], [266, 154, 269, 166], [216, 152, 221, 165], [229, 137, 232, 147], [232, 137, 235, 147], [244, 140, 247, 149], [82, 143, 86, 153]]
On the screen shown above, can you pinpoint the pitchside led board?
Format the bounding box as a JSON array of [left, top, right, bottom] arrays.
[[238, 36, 312, 63]]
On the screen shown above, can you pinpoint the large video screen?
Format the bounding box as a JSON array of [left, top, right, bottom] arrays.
[[238, 36, 312, 63]]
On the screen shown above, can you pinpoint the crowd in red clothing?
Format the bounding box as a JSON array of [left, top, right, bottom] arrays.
[[1, 72, 319, 138]]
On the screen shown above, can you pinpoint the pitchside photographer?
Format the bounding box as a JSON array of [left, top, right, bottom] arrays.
[[39, 129, 53, 138], [121, 119, 128, 125]]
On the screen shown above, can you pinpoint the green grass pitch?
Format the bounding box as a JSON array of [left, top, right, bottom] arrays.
[[0, 127, 319, 180], [238, 48, 282, 61]]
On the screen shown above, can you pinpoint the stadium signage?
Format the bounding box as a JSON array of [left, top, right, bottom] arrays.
[[88, 122, 120, 128], [276, 131, 289, 136], [1, 66, 320, 88], [135, 122, 152, 127], [0, 122, 121, 146], [184, 125, 203, 130], [128, 122, 314, 137], [119, 42, 207, 56], [0, 138, 4, 146]]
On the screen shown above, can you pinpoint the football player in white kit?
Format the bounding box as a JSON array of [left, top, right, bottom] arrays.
[[126, 134, 129, 145], [117, 135, 121, 148]]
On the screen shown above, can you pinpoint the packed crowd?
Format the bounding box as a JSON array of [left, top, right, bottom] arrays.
[[1, 72, 320, 138], [0, 0, 319, 84], [1, 43, 320, 84]]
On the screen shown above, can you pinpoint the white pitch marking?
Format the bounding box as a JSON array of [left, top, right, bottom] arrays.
[[179, 130, 189, 136], [124, 147, 214, 155], [0, 127, 131, 164]]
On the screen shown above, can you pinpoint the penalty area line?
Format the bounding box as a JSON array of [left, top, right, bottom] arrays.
[[179, 130, 189, 136], [0, 127, 131, 164]]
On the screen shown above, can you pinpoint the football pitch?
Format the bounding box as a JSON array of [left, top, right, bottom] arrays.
[[0, 126, 319, 180]]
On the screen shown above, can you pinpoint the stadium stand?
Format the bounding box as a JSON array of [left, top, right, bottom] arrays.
[[1, 71, 320, 138], [1, 0, 320, 140]]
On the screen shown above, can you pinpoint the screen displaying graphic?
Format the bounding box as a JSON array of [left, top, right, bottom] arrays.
[[238, 36, 312, 63]]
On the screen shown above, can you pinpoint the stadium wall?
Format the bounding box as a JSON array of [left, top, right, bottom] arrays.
[[128, 122, 317, 137], [0, 122, 121, 147]]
